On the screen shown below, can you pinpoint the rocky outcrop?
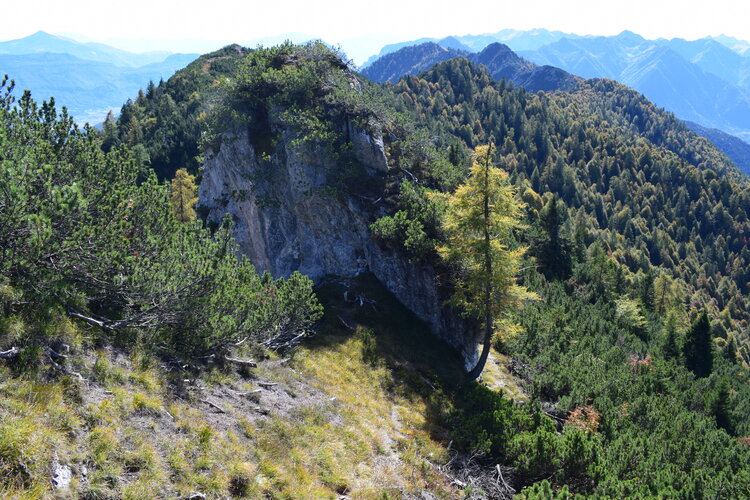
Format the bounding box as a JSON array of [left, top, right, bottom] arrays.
[[198, 126, 479, 368]]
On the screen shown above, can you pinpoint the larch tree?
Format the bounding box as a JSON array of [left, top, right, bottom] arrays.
[[170, 168, 198, 223], [439, 144, 535, 380]]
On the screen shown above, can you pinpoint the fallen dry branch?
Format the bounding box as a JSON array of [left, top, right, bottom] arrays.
[[337, 315, 354, 330], [436, 451, 517, 499], [46, 353, 84, 381], [224, 357, 257, 368], [200, 399, 226, 413], [0, 346, 19, 359]]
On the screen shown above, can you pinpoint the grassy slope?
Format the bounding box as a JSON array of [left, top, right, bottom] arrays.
[[0, 275, 523, 499]]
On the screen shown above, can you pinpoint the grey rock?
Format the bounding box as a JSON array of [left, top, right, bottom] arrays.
[[198, 127, 479, 369], [346, 121, 388, 173], [52, 460, 72, 490]]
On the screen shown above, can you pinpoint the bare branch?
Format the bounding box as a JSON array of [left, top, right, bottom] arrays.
[[200, 399, 226, 413], [0, 346, 19, 359], [224, 357, 257, 368]]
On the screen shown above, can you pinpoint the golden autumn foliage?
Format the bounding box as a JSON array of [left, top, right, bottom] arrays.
[[170, 168, 198, 223], [438, 144, 536, 379]]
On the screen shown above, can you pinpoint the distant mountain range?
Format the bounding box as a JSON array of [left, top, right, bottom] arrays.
[[360, 29, 587, 68], [0, 31, 197, 123], [362, 42, 579, 93], [361, 29, 750, 175], [3, 28, 750, 175], [513, 31, 750, 142], [0, 31, 176, 67]]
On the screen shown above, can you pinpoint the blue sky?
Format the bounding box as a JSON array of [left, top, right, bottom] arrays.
[[2, 0, 749, 63]]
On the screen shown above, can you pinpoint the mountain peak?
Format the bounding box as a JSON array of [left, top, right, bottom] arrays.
[[617, 30, 645, 43], [12, 30, 59, 42], [438, 36, 471, 52], [480, 42, 516, 55]]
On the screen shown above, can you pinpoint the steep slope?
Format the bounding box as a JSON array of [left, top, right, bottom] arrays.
[[470, 42, 580, 92], [657, 37, 750, 89], [519, 31, 638, 79], [712, 34, 750, 56], [686, 120, 750, 175], [393, 58, 749, 331], [7, 40, 750, 498], [0, 72, 478, 499], [383, 60, 750, 495], [190, 45, 750, 496], [0, 272, 473, 498], [197, 43, 477, 366], [108, 45, 249, 180], [621, 46, 750, 135]]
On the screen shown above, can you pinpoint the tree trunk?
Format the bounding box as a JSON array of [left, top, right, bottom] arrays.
[[467, 141, 494, 381], [467, 320, 493, 381]]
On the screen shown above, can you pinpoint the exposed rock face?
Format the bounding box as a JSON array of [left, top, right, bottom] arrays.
[[198, 127, 479, 368], [346, 122, 389, 173]]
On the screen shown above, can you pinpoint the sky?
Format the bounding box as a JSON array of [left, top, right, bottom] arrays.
[[2, 0, 750, 63]]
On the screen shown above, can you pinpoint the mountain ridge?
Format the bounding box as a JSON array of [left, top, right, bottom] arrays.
[[0, 30, 191, 67], [361, 41, 580, 93], [0, 51, 197, 124]]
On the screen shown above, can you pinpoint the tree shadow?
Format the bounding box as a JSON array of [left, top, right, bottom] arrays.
[[306, 272, 474, 438]]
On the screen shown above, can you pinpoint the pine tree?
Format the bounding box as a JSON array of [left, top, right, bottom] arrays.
[[724, 334, 739, 364], [101, 110, 119, 153], [640, 268, 655, 311], [532, 194, 572, 279], [170, 168, 198, 223], [683, 310, 713, 378], [439, 143, 534, 380], [709, 379, 733, 433], [662, 311, 680, 361]]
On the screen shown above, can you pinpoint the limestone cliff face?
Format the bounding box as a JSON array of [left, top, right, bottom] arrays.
[[198, 126, 479, 368]]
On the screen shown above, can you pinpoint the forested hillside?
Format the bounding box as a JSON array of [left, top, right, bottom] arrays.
[[2, 41, 750, 498], [104, 45, 249, 180], [391, 59, 750, 341], [686, 120, 750, 174], [379, 56, 750, 496]]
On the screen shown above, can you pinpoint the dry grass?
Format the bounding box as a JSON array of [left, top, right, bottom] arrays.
[[0, 275, 480, 498], [480, 349, 528, 402]]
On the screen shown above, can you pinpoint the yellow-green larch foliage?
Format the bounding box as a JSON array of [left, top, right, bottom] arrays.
[[170, 168, 198, 223], [438, 144, 535, 379]]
